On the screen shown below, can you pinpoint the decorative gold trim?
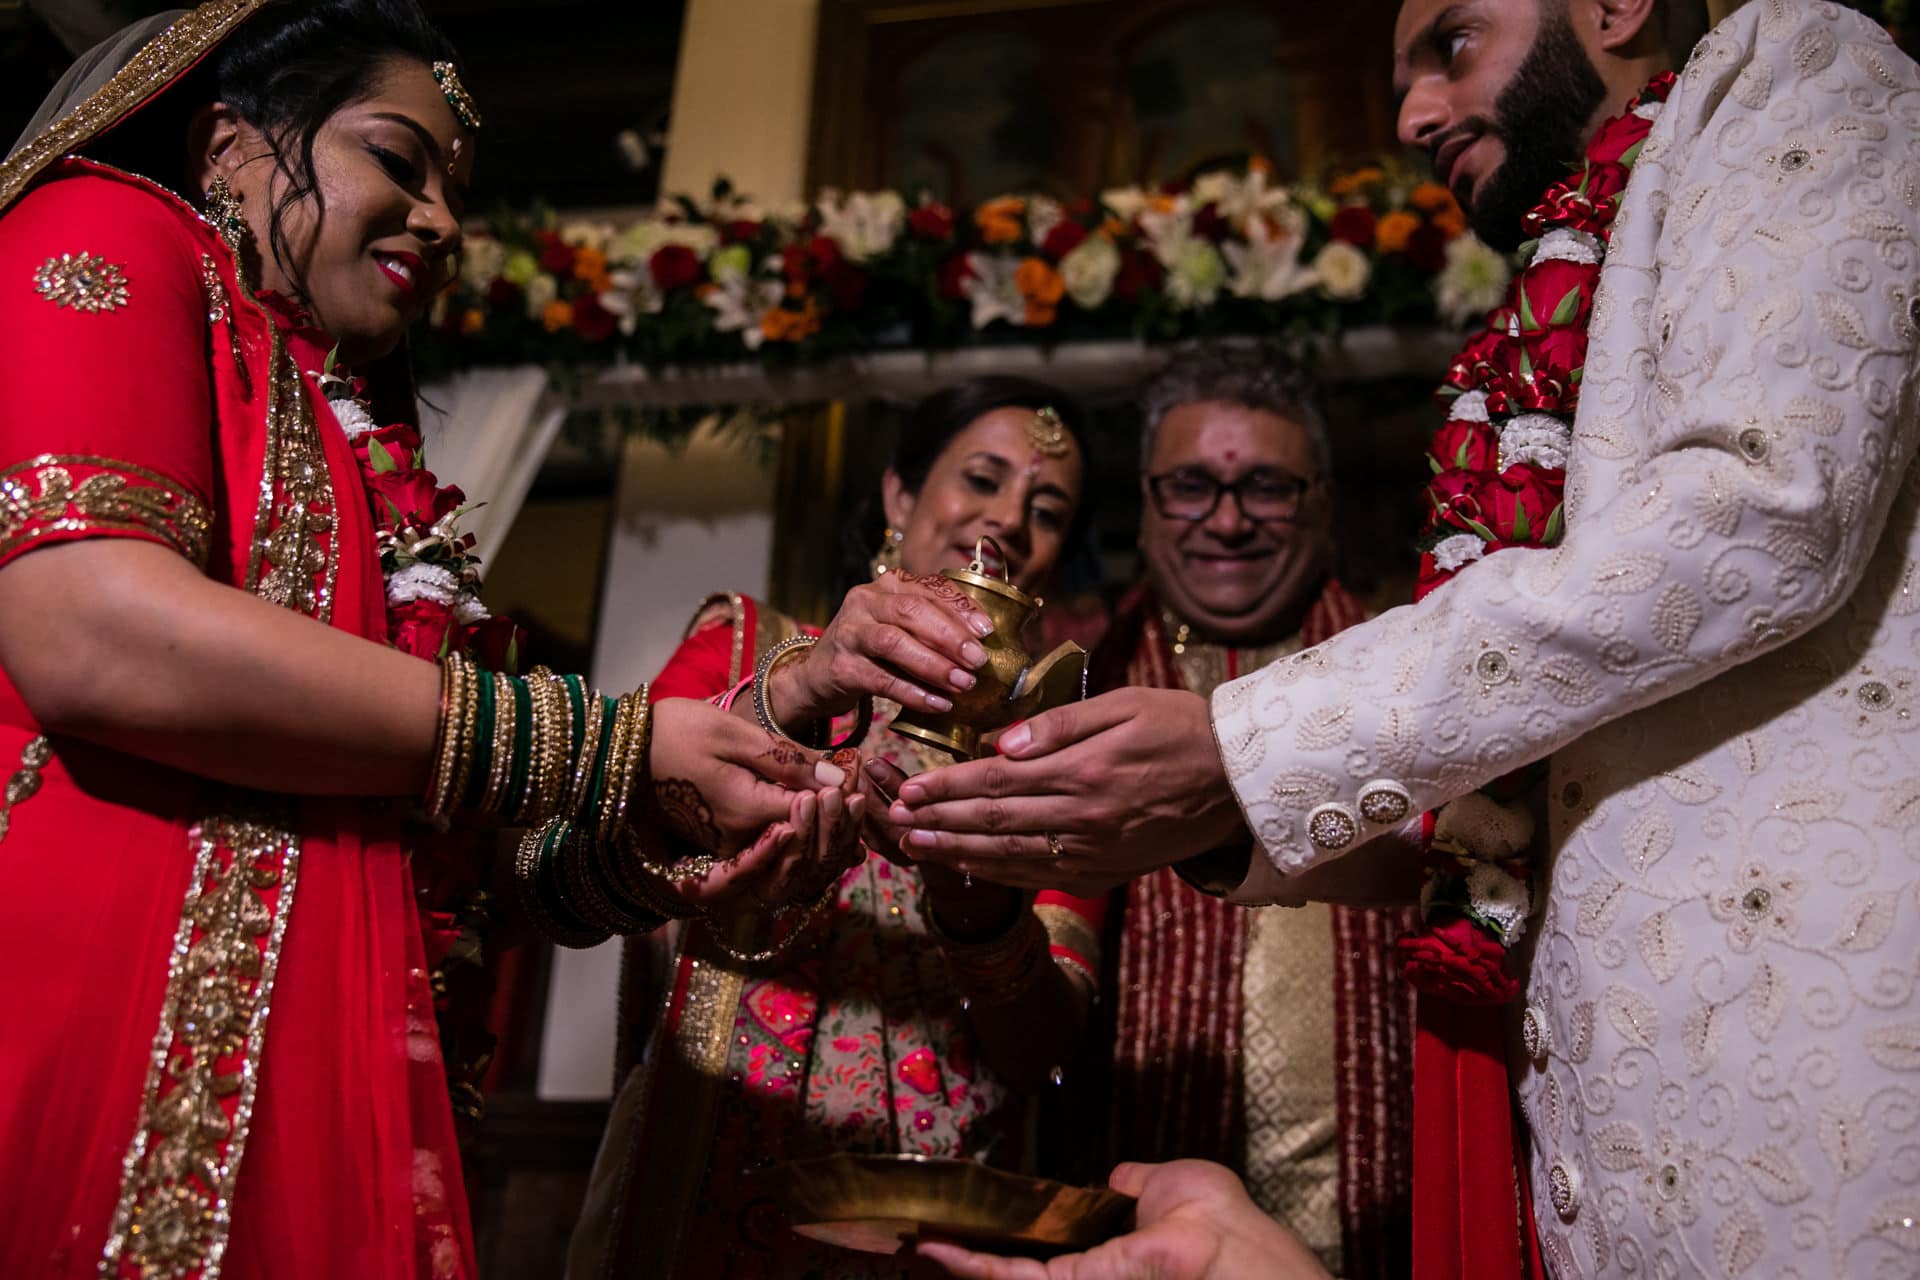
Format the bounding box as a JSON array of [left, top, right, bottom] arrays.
[[35, 251, 129, 312], [0, 735, 52, 845], [99, 807, 302, 1280], [0, 1, 267, 216], [244, 327, 338, 621], [0, 454, 213, 568], [1033, 901, 1101, 972], [198, 254, 251, 402]]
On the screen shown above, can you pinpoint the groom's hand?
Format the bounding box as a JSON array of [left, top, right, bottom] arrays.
[[889, 688, 1245, 894]]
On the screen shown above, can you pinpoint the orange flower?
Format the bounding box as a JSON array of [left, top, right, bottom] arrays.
[[1410, 182, 1457, 213], [976, 196, 1027, 245], [1328, 167, 1384, 198], [585, 269, 614, 295], [541, 300, 574, 332], [459, 308, 485, 336], [572, 246, 608, 282], [761, 299, 822, 343], [1375, 210, 1422, 254], [1015, 256, 1065, 326]]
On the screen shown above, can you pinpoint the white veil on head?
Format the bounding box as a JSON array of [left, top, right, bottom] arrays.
[[7, 11, 186, 161]]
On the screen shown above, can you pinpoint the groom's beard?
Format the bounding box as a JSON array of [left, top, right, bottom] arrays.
[[1466, 10, 1609, 251]]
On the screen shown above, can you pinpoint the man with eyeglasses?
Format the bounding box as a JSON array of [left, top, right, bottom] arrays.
[[1074, 344, 1412, 1279]]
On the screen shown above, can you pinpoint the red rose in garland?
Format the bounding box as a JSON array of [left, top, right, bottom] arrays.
[[1513, 256, 1603, 332], [1429, 418, 1499, 473], [1395, 916, 1521, 1005]]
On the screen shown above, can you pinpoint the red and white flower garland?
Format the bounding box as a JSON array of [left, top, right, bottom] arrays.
[[1398, 72, 1676, 1003]]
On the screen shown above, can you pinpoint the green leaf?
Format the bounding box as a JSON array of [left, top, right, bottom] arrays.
[[367, 437, 400, 473], [1518, 283, 1538, 332], [505, 633, 521, 675], [324, 345, 341, 377], [1550, 286, 1582, 326], [1511, 502, 1531, 540], [1454, 437, 1474, 468], [1544, 503, 1565, 543], [1429, 454, 1444, 475], [1519, 341, 1534, 380], [1619, 139, 1645, 169], [1461, 514, 1498, 541]]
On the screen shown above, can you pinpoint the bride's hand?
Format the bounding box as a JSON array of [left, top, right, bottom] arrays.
[[644, 697, 849, 859], [769, 573, 997, 725]]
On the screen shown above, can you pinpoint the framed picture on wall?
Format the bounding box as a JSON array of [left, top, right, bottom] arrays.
[[808, 0, 1405, 205]]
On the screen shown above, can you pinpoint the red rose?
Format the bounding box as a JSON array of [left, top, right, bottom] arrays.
[[1415, 552, 1453, 602], [351, 421, 424, 474], [909, 202, 956, 240], [366, 468, 443, 527], [391, 598, 457, 661], [1515, 257, 1602, 333], [536, 232, 575, 276], [824, 259, 867, 312], [1040, 220, 1089, 261], [1114, 247, 1164, 303], [649, 244, 702, 292], [426, 483, 467, 528], [936, 253, 975, 301], [1192, 204, 1232, 244], [721, 219, 764, 244], [1579, 160, 1632, 205], [1429, 418, 1498, 473], [1467, 468, 1562, 543], [1329, 205, 1377, 248], [1443, 328, 1507, 393], [1427, 466, 1483, 516], [1405, 223, 1448, 273], [1587, 110, 1653, 167], [485, 279, 522, 311], [1396, 916, 1519, 1005], [572, 294, 618, 342], [459, 616, 524, 674]]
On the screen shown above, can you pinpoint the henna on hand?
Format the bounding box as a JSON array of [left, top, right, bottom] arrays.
[[897, 571, 980, 616], [759, 733, 808, 769], [655, 776, 724, 853]]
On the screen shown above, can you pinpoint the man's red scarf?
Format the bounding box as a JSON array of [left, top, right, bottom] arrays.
[[1091, 578, 1416, 1278], [1405, 72, 1676, 1280]]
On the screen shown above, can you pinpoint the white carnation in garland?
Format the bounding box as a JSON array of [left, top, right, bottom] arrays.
[[1431, 533, 1487, 572], [453, 594, 491, 625], [1531, 227, 1603, 267], [1312, 241, 1371, 301], [1498, 413, 1573, 471], [1058, 236, 1120, 310], [1434, 234, 1510, 324], [387, 562, 461, 608], [1632, 99, 1663, 121], [1449, 389, 1491, 424], [326, 395, 378, 439], [1465, 862, 1533, 945]]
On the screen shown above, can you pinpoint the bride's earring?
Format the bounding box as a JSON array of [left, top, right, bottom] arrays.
[[204, 174, 253, 288], [871, 526, 904, 577]]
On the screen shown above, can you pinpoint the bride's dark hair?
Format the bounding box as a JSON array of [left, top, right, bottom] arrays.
[[91, 0, 462, 296]]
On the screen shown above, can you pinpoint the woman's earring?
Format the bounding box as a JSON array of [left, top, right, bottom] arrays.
[[204, 175, 253, 287], [871, 526, 904, 578]]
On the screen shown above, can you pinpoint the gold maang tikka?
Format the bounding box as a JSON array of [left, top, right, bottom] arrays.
[[1027, 406, 1071, 458], [433, 61, 483, 131]]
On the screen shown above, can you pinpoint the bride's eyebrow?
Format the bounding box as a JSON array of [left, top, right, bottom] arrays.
[[367, 111, 443, 167]]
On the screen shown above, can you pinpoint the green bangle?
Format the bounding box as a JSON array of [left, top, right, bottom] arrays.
[[463, 669, 497, 812], [505, 675, 534, 819]]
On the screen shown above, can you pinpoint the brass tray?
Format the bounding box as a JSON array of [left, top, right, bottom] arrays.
[[748, 1153, 1135, 1256]]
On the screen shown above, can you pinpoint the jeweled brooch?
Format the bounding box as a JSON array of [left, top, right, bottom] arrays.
[[34, 252, 129, 313]]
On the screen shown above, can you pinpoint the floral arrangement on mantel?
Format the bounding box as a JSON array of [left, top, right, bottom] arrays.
[[416, 161, 1512, 377]]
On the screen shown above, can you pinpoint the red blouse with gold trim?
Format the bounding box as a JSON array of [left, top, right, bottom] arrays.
[[0, 162, 473, 1280]]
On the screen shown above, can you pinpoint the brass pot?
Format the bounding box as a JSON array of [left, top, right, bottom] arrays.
[[890, 537, 1087, 761]]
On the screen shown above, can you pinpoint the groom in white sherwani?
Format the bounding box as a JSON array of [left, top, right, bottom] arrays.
[[902, 0, 1920, 1275]]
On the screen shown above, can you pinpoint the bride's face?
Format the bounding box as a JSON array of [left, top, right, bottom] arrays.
[[207, 57, 472, 361]]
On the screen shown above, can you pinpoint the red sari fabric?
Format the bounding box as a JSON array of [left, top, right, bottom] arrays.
[[585, 594, 1104, 1278], [0, 165, 472, 1279]]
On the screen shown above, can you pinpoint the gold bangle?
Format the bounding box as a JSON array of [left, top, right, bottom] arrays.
[[446, 656, 481, 820], [612, 685, 651, 836], [425, 653, 466, 820], [567, 690, 607, 819], [752, 635, 821, 745], [482, 671, 517, 816]]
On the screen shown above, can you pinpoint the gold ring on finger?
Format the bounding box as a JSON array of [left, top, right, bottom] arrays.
[[1045, 831, 1065, 859]]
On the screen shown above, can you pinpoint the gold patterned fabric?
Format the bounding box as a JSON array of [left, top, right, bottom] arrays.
[[243, 327, 339, 622], [0, 454, 213, 568]]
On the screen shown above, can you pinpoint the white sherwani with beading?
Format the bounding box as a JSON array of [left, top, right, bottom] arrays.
[[1213, 3, 1920, 1275]]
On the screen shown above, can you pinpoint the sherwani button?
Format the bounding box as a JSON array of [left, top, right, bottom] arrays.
[[1306, 803, 1359, 851], [1356, 780, 1412, 825], [1521, 1006, 1552, 1061], [1548, 1160, 1581, 1220], [1737, 428, 1770, 462], [1475, 650, 1512, 684]]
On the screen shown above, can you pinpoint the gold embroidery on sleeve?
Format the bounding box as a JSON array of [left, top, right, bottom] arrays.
[[99, 807, 302, 1280], [34, 251, 129, 312], [0, 455, 212, 567], [0, 735, 51, 846], [244, 328, 338, 621]]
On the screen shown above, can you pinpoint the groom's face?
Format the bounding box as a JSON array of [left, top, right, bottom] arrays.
[[1393, 0, 1608, 251]]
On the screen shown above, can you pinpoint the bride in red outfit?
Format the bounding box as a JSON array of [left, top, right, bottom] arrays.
[[0, 4, 860, 1277]]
